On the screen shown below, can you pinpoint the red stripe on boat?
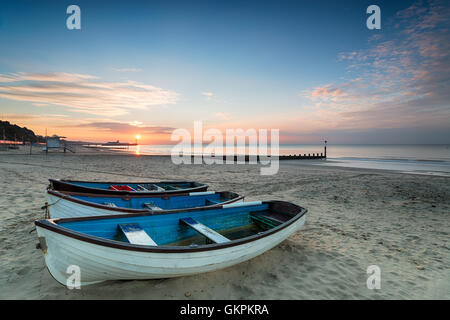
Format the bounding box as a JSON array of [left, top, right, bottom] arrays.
[[110, 185, 135, 191]]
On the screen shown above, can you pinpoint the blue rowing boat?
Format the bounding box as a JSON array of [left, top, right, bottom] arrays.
[[35, 200, 307, 286], [49, 179, 208, 195], [46, 189, 244, 218]]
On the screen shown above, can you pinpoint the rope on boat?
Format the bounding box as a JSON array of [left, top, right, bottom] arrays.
[[40, 192, 74, 218], [27, 200, 64, 234], [41, 197, 61, 219], [42, 203, 50, 219]]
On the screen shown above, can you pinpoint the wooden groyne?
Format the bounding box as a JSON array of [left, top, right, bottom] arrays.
[[279, 153, 325, 160], [189, 142, 328, 162], [190, 153, 326, 163]]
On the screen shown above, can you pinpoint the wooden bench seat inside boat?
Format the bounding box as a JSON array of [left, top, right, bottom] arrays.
[[102, 202, 117, 207], [250, 211, 290, 228], [205, 199, 222, 206], [110, 185, 136, 191], [180, 217, 230, 244], [142, 202, 163, 211], [118, 223, 157, 246], [140, 184, 165, 192], [136, 184, 149, 191], [161, 184, 180, 190]]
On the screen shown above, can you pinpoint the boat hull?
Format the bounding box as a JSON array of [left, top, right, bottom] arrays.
[[46, 192, 244, 219], [36, 214, 305, 286], [49, 179, 208, 196]]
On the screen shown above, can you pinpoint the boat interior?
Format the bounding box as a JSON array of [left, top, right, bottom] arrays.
[[66, 181, 200, 192], [67, 192, 237, 210], [56, 202, 298, 247]]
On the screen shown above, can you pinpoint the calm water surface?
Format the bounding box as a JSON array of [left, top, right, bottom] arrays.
[[99, 144, 450, 176]]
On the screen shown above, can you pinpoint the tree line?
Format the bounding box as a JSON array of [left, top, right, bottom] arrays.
[[0, 120, 46, 143]]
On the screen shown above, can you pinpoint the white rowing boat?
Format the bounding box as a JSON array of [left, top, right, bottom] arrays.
[[35, 201, 306, 286]]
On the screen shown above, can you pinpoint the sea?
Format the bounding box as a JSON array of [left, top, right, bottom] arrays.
[[100, 144, 450, 177]]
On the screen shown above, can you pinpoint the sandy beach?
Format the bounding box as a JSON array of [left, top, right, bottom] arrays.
[[0, 147, 448, 300]]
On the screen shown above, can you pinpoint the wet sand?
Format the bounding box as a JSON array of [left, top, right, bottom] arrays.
[[0, 148, 448, 299]]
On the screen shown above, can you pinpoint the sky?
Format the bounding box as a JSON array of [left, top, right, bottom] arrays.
[[0, 0, 449, 144]]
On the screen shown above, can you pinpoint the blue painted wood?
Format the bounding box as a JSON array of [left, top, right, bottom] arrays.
[[205, 199, 222, 205], [59, 203, 270, 245], [74, 193, 223, 211], [180, 217, 230, 243]]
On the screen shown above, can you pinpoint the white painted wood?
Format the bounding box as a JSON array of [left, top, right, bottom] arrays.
[[222, 201, 262, 208], [102, 202, 117, 207], [46, 193, 125, 219], [180, 217, 230, 243], [35, 214, 305, 287], [189, 191, 216, 196], [148, 184, 165, 192], [142, 202, 163, 211], [119, 224, 157, 246], [46, 192, 243, 219], [136, 185, 149, 191]]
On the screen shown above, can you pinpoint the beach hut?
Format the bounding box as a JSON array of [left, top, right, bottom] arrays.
[[43, 135, 73, 153]]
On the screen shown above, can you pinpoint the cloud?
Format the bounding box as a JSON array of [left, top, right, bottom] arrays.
[[299, 0, 450, 131], [32, 103, 50, 107], [1, 72, 98, 83], [0, 113, 40, 120], [74, 120, 176, 134], [215, 112, 232, 120], [0, 72, 178, 116], [201, 92, 215, 101]]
